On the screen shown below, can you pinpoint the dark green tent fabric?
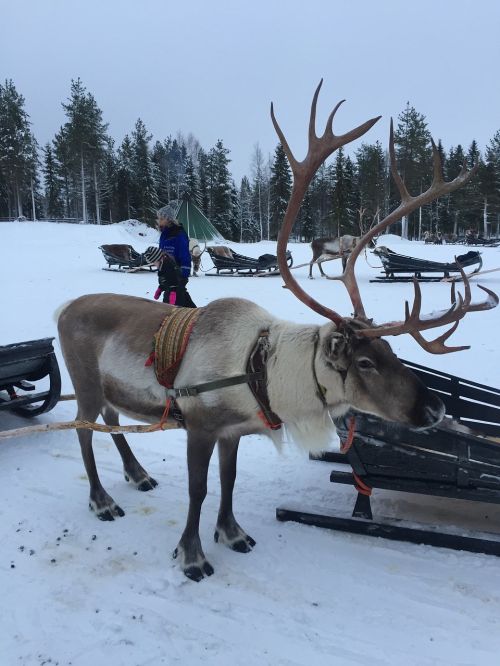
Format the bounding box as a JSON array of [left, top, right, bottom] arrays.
[[174, 195, 225, 242]]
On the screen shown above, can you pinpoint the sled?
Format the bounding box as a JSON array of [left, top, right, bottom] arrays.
[[206, 246, 293, 275], [99, 244, 162, 272], [370, 246, 483, 282], [0, 338, 61, 418], [277, 359, 500, 556]]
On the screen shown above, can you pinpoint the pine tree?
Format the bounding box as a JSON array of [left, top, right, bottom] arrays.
[[269, 143, 291, 240], [355, 141, 386, 227], [394, 103, 432, 237], [184, 156, 200, 203], [331, 147, 355, 236], [461, 140, 482, 232], [250, 143, 267, 240], [0, 79, 39, 218], [116, 135, 135, 220], [207, 139, 234, 239], [197, 148, 210, 216], [60, 78, 109, 222], [238, 176, 257, 241], [42, 143, 64, 218], [310, 163, 333, 237], [130, 118, 159, 226]]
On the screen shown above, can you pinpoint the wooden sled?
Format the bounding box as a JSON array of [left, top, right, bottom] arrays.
[[206, 246, 293, 275], [370, 247, 483, 282], [277, 359, 500, 556], [0, 338, 61, 418], [99, 244, 162, 272]]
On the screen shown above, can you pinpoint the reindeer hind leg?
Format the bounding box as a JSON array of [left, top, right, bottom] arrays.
[[76, 396, 125, 521]]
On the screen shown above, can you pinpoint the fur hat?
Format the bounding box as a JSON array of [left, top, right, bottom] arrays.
[[157, 205, 179, 224]]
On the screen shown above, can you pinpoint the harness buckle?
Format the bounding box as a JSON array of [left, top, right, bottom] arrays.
[[166, 387, 197, 398]]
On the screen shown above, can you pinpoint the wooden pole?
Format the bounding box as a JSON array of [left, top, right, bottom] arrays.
[[0, 418, 182, 441]]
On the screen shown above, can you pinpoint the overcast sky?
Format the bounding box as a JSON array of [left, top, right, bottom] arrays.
[[2, 0, 499, 184]]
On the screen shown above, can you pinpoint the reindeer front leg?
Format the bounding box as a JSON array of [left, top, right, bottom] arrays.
[[214, 436, 256, 553], [173, 431, 216, 581]]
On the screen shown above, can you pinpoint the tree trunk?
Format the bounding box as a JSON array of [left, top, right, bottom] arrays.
[[93, 163, 101, 225], [30, 177, 36, 221], [401, 215, 408, 239], [15, 180, 23, 217], [80, 151, 87, 223], [483, 196, 488, 238]]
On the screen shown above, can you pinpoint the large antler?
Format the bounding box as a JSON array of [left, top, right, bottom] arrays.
[[358, 266, 498, 352], [272, 80, 380, 323], [333, 121, 498, 353]]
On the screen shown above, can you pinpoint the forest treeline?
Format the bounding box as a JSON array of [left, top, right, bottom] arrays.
[[1, 78, 499, 241]]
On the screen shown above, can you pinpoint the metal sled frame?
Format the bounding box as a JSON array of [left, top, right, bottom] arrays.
[[0, 338, 61, 417], [277, 360, 500, 556]]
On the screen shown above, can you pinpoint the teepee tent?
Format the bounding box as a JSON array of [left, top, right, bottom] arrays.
[[174, 194, 225, 242]]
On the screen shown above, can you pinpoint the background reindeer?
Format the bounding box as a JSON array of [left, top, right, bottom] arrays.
[[189, 239, 205, 276], [57, 82, 497, 582], [309, 234, 360, 277]]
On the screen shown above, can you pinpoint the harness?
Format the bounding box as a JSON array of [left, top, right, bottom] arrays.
[[145, 308, 282, 430]]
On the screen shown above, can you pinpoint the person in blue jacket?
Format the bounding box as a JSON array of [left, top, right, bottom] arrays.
[[154, 204, 196, 308]]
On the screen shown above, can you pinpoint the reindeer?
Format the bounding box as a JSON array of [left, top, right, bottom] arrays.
[[309, 235, 360, 278], [57, 82, 497, 582], [189, 239, 205, 276]]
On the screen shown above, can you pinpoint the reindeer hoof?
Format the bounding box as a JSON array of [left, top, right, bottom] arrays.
[[173, 545, 214, 581], [137, 477, 158, 491], [184, 561, 214, 582], [214, 528, 256, 553], [90, 503, 125, 521], [124, 472, 158, 491], [231, 538, 255, 553]]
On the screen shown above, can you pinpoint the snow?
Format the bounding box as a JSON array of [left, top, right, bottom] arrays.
[[1, 221, 500, 666]]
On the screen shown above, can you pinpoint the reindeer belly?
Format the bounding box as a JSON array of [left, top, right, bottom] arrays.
[[99, 340, 166, 422], [323, 241, 340, 254]]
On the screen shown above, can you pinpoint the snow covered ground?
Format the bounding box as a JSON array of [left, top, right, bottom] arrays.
[[1, 220, 500, 666]]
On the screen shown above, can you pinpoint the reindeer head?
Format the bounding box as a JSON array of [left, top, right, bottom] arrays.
[[272, 81, 498, 428]]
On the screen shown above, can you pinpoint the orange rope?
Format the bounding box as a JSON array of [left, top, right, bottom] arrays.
[[340, 415, 356, 453], [353, 472, 372, 496]]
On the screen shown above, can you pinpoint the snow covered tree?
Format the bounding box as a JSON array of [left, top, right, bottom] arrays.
[[0, 79, 40, 218], [130, 118, 159, 226], [238, 176, 258, 241], [116, 135, 135, 221], [197, 148, 210, 216], [60, 79, 109, 223], [269, 143, 291, 240], [42, 143, 64, 218], [207, 139, 235, 239], [394, 103, 432, 238], [355, 141, 386, 227], [184, 156, 200, 203]]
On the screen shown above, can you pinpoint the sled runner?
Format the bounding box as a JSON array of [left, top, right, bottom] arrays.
[[370, 246, 483, 282], [206, 246, 293, 275], [99, 244, 162, 272], [0, 338, 61, 417], [277, 359, 500, 556]]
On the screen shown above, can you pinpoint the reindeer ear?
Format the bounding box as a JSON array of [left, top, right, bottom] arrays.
[[324, 331, 349, 364]]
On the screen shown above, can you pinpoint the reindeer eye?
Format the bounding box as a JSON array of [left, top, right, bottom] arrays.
[[357, 357, 376, 370]]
